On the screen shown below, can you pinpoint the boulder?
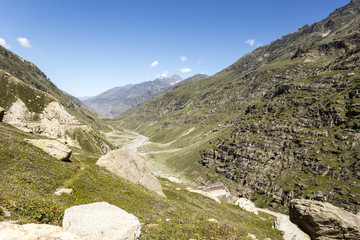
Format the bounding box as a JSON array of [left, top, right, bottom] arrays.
[[26, 139, 72, 161], [54, 188, 74, 195], [0, 221, 82, 240], [235, 198, 258, 215], [290, 199, 360, 239], [97, 149, 165, 197], [0, 107, 4, 122], [274, 215, 311, 240], [196, 182, 237, 204], [62, 202, 141, 240]]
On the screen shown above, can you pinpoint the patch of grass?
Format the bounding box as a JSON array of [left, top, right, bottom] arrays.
[[0, 122, 282, 239]]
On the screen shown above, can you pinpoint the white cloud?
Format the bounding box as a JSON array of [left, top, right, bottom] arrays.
[[0, 38, 10, 49], [17, 37, 32, 48], [180, 56, 187, 62], [151, 60, 159, 67], [245, 39, 256, 46], [161, 71, 168, 77], [180, 68, 192, 73]]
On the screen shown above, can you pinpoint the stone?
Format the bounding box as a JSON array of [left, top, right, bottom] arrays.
[[274, 215, 311, 240], [97, 149, 165, 197], [26, 139, 72, 161], [235, 198, 258, 215], [247, 233, 257, 239], [312, 191, 326, 201], [101, 144, 111, 154], [63, 202, 141, 240], [290, 199, 360, 239], [0, 221, 82, 240], [208, 218, 219, 223], [54, 188, 74, 195], [196, 182, 236, 204], [0, 107, 4, 122], [185, 187, 221, 203]]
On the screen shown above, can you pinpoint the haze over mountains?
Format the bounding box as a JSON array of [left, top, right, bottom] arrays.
[[82, 74, 208, 117]]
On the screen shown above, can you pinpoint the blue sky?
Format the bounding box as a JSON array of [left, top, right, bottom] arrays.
[[0, 0, 350, 97]]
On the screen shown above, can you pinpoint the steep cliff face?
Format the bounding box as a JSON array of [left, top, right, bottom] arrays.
[[117, 0, 360, 213]]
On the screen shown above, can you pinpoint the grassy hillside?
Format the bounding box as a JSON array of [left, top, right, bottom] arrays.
[[114, 0, 360, 213], [0, 122, 282, 239], [0, 45, 111, 133], [0, 46, 114, 154]]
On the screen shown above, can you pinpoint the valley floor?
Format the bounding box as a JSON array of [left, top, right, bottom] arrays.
[[104, 129, 192, 186], [101, 128, 301, 239]]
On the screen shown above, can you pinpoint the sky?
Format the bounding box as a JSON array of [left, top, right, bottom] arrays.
[[0, 0, 350, 97]]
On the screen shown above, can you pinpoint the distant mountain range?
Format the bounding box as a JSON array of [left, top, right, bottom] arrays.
[[81, 74, 208, 117]]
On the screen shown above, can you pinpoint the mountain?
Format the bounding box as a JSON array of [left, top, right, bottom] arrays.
[[0, 49, 282, 239], [82, 74, 208, 117], [0, 45, 113, 153], [115, 0, 360, 213]]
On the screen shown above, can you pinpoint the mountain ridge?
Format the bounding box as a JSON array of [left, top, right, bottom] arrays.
[[114, 0, 360, 214], [82, 74, 208, 117]]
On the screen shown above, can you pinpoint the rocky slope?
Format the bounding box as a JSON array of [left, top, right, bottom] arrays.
[[115, 0, 360, 214], [0, 47, 113, 154], [82, 74, 208, 117]]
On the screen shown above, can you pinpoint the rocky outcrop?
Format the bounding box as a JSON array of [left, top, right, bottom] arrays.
[[0, 221, 82, 240], [0, 107, 4, 121], [97, 149, 165, 197], [235, 198, 258, 215], [62, 202, 141, 240], [290, 199, 360, 239], [274, 215, 311, 240], [26, 139, 72, 161], [3, 98, 89, 148]]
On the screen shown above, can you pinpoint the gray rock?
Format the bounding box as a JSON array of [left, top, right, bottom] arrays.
[[0, 221, 82, 240], [290, 199, 360, 239], [54, 188, 74, 195], [97, 149, 165, 197], [62, 202, 141, 240], [235, 198, 258, 215], [274, 215, 311, 240], [197, 182, 237, 204], [26, 139, 72, 161], [0, 107, 4, 122]]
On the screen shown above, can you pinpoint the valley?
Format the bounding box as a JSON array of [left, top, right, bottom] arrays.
[[1, 0, 360, 239]]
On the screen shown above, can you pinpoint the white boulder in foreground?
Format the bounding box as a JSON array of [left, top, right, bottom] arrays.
[[0, 221, 82, 240], [63, 202, 141, 240], [235, 198, 258, 215], [26, 139, 72, 161]]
